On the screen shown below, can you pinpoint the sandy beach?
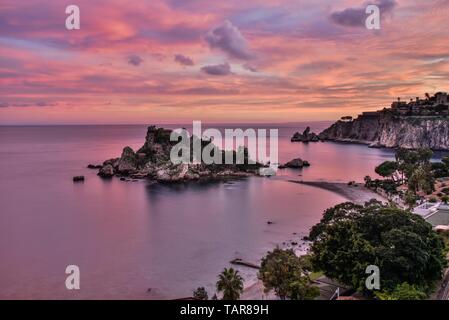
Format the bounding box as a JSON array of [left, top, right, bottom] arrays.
[[288, 180, 388, 205]]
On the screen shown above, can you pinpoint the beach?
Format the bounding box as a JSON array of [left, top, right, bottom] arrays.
[[288, 180, 387, 205]]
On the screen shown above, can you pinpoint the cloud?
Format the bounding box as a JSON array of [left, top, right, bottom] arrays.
[[0, 101, 58, 107], [296, 61, 343, 75], [243, 63, 258, 72], [174, 54, 194, 66], [205, 20, 254, 60], [329, 0, 397, 28], [127, 54, 143, 66], [201, 62, 232, 76]]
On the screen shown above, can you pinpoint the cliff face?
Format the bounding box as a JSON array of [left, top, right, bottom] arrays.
[[319, 113, 449, 150]]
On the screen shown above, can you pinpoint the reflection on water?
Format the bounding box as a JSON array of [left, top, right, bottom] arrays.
[[0, 124, 405, 299]]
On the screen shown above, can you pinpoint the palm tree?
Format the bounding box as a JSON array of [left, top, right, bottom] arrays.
[[216, 268, 244, 300]]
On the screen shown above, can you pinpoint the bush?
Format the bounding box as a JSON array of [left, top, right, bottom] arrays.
[[375, 283, 427, 300]]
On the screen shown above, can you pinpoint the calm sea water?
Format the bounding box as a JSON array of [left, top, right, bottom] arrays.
[[0, 123, 398, 299]]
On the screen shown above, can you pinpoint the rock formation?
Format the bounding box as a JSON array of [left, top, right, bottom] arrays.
[[291, 127, 320, 142], [95, 126, 263, 182], [279, 158, 310, 169], [320, 111, 449, 150]]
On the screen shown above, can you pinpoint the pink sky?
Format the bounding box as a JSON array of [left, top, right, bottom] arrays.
[[0, 0, 448, 124]]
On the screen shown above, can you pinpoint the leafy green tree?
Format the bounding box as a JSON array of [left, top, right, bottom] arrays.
[[375, 161, 398, 181], [216, 268, 244, 300], [404, 190, 418, 208], [309, 201, 446, 294], [375, 283, 427, 300], [408, 165, 435, 194], [258, 248, 318, 300], [442, 156, 449, 168], [193, 287, 208, 300], [431, 162, 449, 178], [441, 195, 449, 204], [288, 278, 320, 300], [395, 148, 433, 183], [364, 175, 372, 187]]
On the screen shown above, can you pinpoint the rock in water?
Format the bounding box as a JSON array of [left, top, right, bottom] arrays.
[[291, 127, 320, 142], [87, 164, 102, 169], [279, 158, 310, 169], [116, 146, 138, 175], [73, 176, 85, 182], [98, 164, 114, 178]]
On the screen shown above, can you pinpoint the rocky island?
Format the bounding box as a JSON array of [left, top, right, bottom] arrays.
[[94, 126, 263, 182], [319, 92, 449, 150], [291, 127, 320, 142]]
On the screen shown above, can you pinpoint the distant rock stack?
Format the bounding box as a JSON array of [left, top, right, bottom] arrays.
[[291, 127, 320, 143]]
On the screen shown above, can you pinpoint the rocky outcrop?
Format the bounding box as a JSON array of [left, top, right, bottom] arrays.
[[279, 158, 310, 169], [95, 126, 263, 182], [319, 112, 449, 150], [98, 164, 114, 178], [291, 127, 320, 142]]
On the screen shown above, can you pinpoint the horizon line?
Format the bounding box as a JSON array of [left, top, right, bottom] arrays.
[[0, 120, 335, 127]]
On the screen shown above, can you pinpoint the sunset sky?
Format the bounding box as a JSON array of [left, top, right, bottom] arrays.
[[0, 0, 448, 124]]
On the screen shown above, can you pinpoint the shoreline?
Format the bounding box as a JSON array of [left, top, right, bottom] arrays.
[[288, 180, 388, 205], [239, 179, 387, 300]]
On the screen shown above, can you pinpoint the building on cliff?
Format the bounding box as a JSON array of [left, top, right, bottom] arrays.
[[318, 91, 449, 150]]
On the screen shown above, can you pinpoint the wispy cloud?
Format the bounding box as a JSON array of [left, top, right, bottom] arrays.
[[174, 54, 194, 66], [201, 62, 232, 76], [330, 0, 397, 28], [127, 55, 143, 66]]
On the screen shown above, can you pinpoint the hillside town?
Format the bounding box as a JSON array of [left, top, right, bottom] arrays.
[[360, 92, 449, 118]]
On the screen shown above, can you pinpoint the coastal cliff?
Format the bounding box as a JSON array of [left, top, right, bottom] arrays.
[[319, 92, 449, 150], [319, 114, 449, 150]]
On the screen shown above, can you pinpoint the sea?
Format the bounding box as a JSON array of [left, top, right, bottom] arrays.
[[0, 122, 401, 299]]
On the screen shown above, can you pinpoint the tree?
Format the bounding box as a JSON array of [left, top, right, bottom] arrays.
[[216, 268, 243, 300], [404, 190, 418, 208], [375, 283, 427, 300], [309, 201, 446, 294], [288, 278, 320, 300], [442, 156, 449, 168], [395, 148, 433, 183], [441, 195, 449, 204], [408, 165, 435, 194], [193, 287, 208, 300], [364, 175, 372, 187], [258, 248, 318, 300], [375, 161, 398, 181]]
